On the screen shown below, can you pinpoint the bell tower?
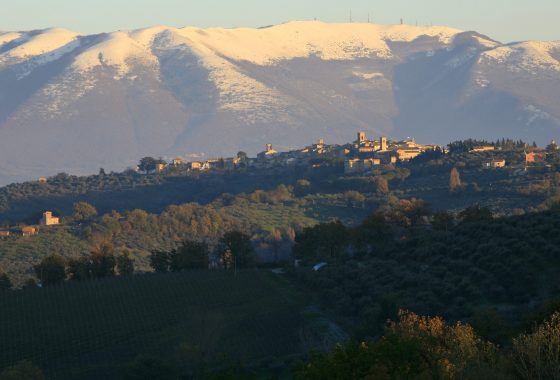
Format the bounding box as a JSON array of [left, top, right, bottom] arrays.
[[357, 131, 366, 144], [380, 135, 388, 151]]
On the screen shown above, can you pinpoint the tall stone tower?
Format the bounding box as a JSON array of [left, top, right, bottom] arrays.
[[380, 135, 388, 151], [357, 131, 366, 144]]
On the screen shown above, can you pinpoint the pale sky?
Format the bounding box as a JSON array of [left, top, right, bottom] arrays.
[[1, 0, 558, 43]]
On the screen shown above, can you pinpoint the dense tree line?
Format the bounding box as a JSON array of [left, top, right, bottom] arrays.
[[32, 242, 135, 286], [292, 202, 560, 342], [149, 231, 254, 273], [295, 310, 560, 380]]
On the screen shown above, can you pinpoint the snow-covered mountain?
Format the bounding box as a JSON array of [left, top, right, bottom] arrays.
[[0, 21, 559, 184]]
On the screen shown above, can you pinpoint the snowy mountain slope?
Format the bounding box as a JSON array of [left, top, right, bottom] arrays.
[[0, 21, 559, 184]]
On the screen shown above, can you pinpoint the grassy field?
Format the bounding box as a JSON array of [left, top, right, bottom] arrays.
[[0, 270, 322, 379]]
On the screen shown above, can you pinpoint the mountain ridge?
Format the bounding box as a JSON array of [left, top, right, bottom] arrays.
[[0, 21, 559, 185]]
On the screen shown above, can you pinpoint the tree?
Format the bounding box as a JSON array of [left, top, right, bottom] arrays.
[[353, 211, 393, 252], [219, 231, 254, 270], [236, 151, 248, 161], [269, 228, 282, 263], [295, 179, 312, 196], [432, 211, 455, 231], [512, 311, 560, 380], [34, 254, 66, 286], [67, 257, 93, 281], [150, 250, 171, 272], [375, 177, 389, 194], [117, 250, 135, 276], [293, 221, 348, 262], [0, 272, 12, 291], [90, 241, 116, 278], [344, 191, 366, 208], [296, 311, 499, 380], [410, 146, 445, 164], [459, 205, 493, 224], [169, 240, 209, 271], [138, 157, 157, 174], [0, 360, 45, 380], [72, 201, 98, 222], [449, 167, 462, 192]]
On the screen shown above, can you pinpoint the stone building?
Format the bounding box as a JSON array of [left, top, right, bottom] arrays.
[[41, 211, 60, 226]]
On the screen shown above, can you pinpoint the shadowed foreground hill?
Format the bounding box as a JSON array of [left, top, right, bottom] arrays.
[[0, 270, 318, 379]]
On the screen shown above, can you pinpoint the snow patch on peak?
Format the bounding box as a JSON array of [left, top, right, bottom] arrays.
[[173, 21, 461, 65], [72, 31, 159, 77], [2, 28, 80, 60], [481, 40, 560, 72], [0, 32, 22, 45], [160, 28, 291, 123]]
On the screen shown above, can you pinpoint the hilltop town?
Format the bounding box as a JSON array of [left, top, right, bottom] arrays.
[[135, 131, 554, 176], [142, 131, 441, 175]]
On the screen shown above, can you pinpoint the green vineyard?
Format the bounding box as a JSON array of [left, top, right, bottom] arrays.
[[0, 270, 314, 379]]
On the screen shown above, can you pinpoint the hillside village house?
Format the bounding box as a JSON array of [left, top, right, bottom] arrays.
[[301, 139, 330, 155], [471, 146, 496, 153], [203, 159, 223, 170], [21, 226, 38, 236], [0, 229, 10, 237], [344, 158, 382, 174], [189, 161, 202, 170], [155, 162, 167, 173], [258, 144, 278, 160], [41, 211, 60, 226], [171, 157, 184, 167], [525, 151, 546, 164], [395, 148, 423, 161], [484, 159, 506, 168], [38, 177, 48, 183]]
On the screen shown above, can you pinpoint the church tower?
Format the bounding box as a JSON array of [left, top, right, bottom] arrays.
[[380, 135, 388, 151], [357, 131, 366, 144]]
